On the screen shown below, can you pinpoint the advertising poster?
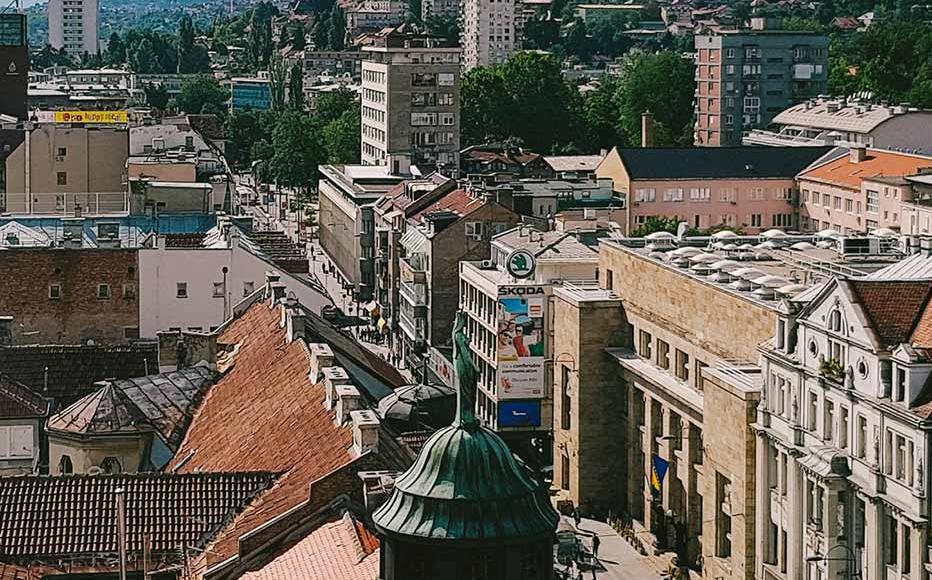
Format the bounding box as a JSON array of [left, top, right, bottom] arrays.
[[499, 400, 542, 428], [496, 291, 545, 399]]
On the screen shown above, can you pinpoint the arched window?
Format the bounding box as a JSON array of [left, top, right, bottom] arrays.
[[829, 309, 843, 333], [58, 455, 73, 475], [100, 457, 122, 474]]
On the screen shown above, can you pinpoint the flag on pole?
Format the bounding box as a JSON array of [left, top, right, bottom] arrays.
[[650, 455, 669, 493]]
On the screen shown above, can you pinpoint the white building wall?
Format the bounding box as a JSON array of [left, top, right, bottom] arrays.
[[139, 234, 332, 337]]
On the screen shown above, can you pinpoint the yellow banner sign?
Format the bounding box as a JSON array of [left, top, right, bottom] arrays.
[[54, 110, 128, 124]]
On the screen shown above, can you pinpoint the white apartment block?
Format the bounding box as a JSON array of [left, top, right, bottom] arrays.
[[461, 0, 519, 70], [755, 260, 932, 580], [49, 0, 99, 56]]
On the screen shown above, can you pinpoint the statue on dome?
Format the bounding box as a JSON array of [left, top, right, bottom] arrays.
[[452, 311, 479, 430]]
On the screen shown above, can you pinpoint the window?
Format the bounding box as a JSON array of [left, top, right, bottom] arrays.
[[716, 472, 732, 558], [57, 171, 67, 185], [856, 415, 867, 459], [213, 282, 225, 298], [750, 214, 762, 227], [464, 221, 482, 239], [639, 329, 652, 359], [689, 187, 711, 201], [438, 72, 454, 86], [0, 425, 32, 459], [243, 281, 255, 296], [561, 454, 570, 491], [49, 284, 61, 300], [823, 399, 834, 443], [410, 112, 437, 126], [675, 349, 689, 382], [97, 284, 110, 299], [438, 92, 454, 105], [411, 73, 436, 87], [839, 406, 849, 449], [122, 284, 136, 299], [657, 339, 670, 369], [605, 269, 613, 291], [834, 196, 842, 210], [885, 513, 898, 566], [176, 282, 188, 298], [807, 390, 818, 431], [123, 326, 140, 340], [845, 199, 853, 213], [725, 48, 735, 58], [100, 456, 122, 474], [866, 190, 879, 213], [439, 113, 455, 126], [561, 365, 571, 430], [58, 454, 73, 474], [57, 147, 67, 157], [635, 188, 656, 202], [663, 188, 684, 202]]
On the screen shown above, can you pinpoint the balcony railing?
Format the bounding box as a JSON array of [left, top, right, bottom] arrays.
[[398, 308, 425, 342], [399, 279, 427, 306]]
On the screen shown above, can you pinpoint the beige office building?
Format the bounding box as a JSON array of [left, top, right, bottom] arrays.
[[3, 125, 128, 215], [360, 28, 460, 175]]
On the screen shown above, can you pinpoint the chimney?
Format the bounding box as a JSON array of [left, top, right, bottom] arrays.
[[269, 282, 286, 305], [920, 237, 932, 257], [285, 301, 306, 343], [350, 410, 380, 456], [641, 111, 655, 148], [335, 384, 362, 425], [264, 270, 281, 300], [61, 218, 84, 249], [358, 470, 396, 513], [850, 146, 867, 163], [308, 343, 335, 384], [323, 366, 351, 409]]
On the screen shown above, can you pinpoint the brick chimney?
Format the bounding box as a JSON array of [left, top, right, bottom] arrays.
[[264, 270, 281, 305], [335, 384, 362, 425], [350, 410, 380, 456], [323, 366, 351, 410]]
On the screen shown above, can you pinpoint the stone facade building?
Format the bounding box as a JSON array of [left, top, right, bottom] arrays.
[[360, 27, 460, 174], [755, 268, 932, 580]]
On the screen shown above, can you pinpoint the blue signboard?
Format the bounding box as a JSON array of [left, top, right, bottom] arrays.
[[498, 400, 542, 428]]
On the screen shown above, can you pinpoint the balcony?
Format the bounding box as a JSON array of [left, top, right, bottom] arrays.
[[399, 278, 427, 307], [399, 255, 427, 285], [398, 308, 425, 343]]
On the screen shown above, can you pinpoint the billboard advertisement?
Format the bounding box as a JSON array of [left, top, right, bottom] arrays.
[[496, 287, 546, 399], [53, 110, 128, 124], [498, 400, 542, 428]]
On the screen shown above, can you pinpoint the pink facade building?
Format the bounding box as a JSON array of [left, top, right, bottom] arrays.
[[596, 146, 831, 234], [798, 147, 932, 234]]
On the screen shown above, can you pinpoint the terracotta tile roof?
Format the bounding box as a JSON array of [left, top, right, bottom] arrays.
[[0, 562, 43, 580], [848, 280, 932, 348], [167, 300, 410, 566], [239, 512, 379, 580], [409, 189, 486, 221], [0, 344, 158, 411], [0, 375, 48, 419], [799, 149, 932, 190], [0, 472, 277, 563]]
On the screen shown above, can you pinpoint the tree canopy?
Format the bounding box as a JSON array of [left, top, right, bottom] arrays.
[[177, 75, 230, 116]]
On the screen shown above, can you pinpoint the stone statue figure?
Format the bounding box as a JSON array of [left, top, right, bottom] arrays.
[[452, 311, 480, 429], [791, 391, 799, 422], [874, 427, 881, 467], [845, 365, 855, 390], [917, 458, 924, 491]]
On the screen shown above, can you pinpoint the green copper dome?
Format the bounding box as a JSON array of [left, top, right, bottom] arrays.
[[371, 422, 560, 541]]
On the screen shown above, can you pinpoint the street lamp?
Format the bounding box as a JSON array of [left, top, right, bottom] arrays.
[[806, 543, 860, 580]]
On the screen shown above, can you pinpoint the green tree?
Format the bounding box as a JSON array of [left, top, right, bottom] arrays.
[[499, 52, 579, 151], [562, 19, 592, 62], [291, 22, 307, 50], [328, 4, 346, 50], [288, 62, 305, 110], [144, 83, 170, 110], [31, 44, 75, 69], [315, 87, 357, 123], [460, 66, 511, 145], [614, 51, 695, 147], [324, 105, 361, 164], [177, 75, 230, 116], [580, 76, 624, 149], [269, 53, 288, 110], [270, 111, 326, 191], [105, 32, 126, 65], [226, 110, 268, 169], [630, 216, 688, 238]]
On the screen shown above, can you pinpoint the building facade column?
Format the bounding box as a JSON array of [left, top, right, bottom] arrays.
[[642, 391, 656, 534], [786, 455, 805, 580], [754, 432, 771, 580], [861, 497, 884, 580]]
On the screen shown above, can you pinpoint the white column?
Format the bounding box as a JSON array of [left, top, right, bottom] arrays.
[[786, 456, 805, 580], [755, 433, 771, 579], [862, 498, 884, 580]]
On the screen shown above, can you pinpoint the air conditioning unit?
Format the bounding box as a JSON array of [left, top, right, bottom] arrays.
[[480, 260, 494, 269]]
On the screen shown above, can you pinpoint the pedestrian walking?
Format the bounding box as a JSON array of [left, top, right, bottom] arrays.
[[573, 507, 581, 528], [591, 535, 600, 560]]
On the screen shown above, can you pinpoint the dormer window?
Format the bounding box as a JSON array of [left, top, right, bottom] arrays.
[[894, 365, 907, 402]]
